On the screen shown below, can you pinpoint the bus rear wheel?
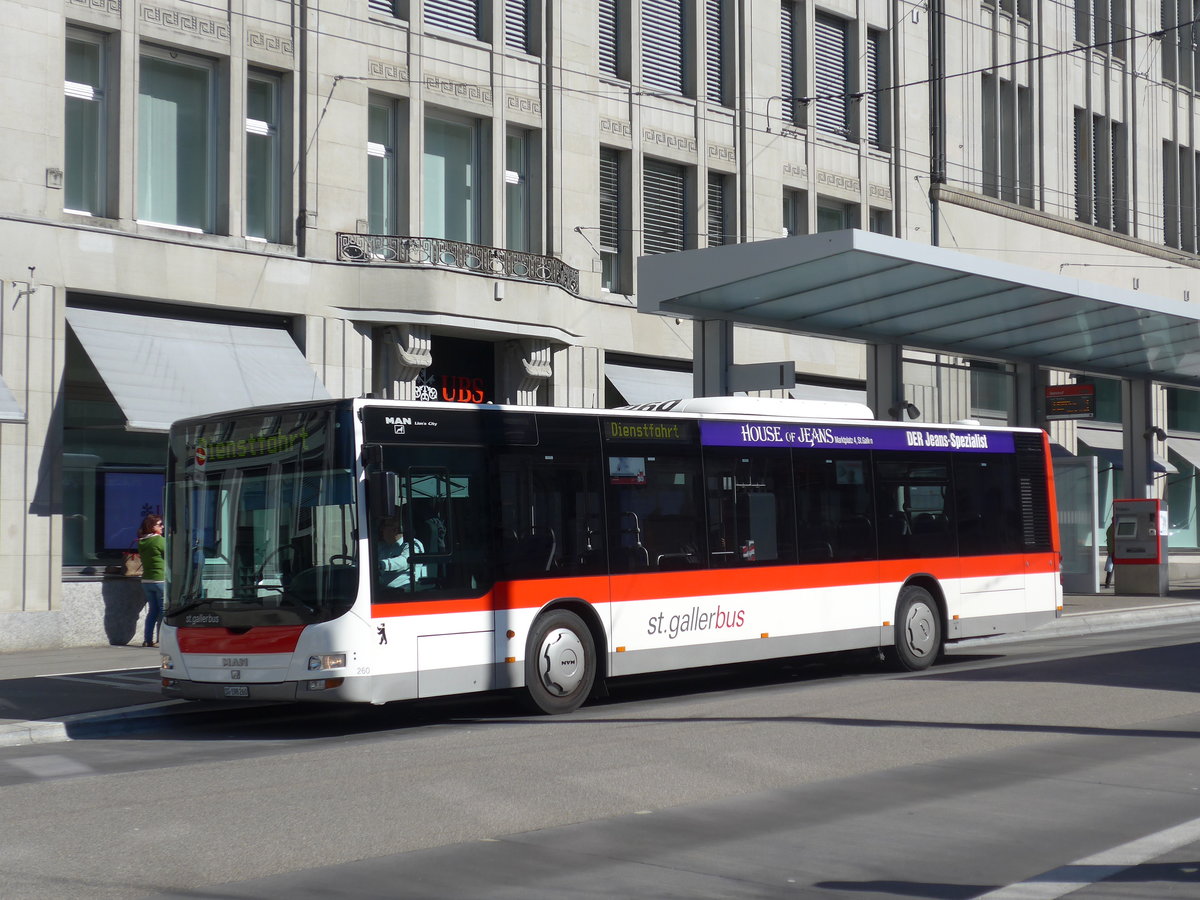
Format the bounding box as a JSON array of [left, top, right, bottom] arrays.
[[523, 609, 596, 715], [890, 585, 942, 671]]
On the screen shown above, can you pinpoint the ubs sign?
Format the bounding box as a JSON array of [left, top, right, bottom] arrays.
[[419, 336, 495, 404]]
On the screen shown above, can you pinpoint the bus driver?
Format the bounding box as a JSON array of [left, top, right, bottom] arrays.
[[377, 516, 426, 590]]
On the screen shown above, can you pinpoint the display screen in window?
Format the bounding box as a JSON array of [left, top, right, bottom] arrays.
[[101, 471, 164, 551]]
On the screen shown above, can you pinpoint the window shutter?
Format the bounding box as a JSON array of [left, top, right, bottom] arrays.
[[600, 0, 620, 78], [643, 159, 686, 255], [642, 0, 685, 95], [706, 0, 725, 105], [506, 0, 530, 53], [425, 0, 479, 39], [814, 14, 850, 138], [370, 0, 397, 16], [866, 30, 883, 148], [600, 150, 620, 252], [707, 173, 726, 246], [781, 3, 798, 124]]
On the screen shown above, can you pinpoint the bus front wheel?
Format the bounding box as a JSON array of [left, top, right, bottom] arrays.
[[524, 609, 596, 715], [890, 585, 942, 671]]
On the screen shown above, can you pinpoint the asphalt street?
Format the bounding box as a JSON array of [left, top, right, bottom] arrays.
[[2, 584, 1200, 748]]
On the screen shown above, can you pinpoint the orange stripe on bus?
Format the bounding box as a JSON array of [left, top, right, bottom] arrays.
[[369, 552, 1057, 619]]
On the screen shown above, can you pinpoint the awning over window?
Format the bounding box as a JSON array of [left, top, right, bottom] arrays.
[[0, 375, 25, 424], [1168, 437, 1200, 472], [1078, 427, 1176, 474], [605, 363, 693, 407], [66, 307, 330, 433]]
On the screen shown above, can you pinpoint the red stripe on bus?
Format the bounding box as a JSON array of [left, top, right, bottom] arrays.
[[177, 625, 304, 653], [369, 552, 1058, 618]]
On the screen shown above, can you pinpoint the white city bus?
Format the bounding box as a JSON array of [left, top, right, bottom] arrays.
[[159, 396, 1061, 714]]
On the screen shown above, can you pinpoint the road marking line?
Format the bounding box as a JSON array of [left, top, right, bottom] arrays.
[[975, 816, 1200, 899]]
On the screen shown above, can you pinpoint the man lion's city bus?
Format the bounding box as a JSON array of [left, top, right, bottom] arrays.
[[159, 396, 1061, 714]]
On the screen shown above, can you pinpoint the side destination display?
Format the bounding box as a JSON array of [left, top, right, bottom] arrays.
[[701, 421, 1016, 453]]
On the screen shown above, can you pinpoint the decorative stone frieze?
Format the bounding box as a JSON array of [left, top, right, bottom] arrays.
[[642, 128, 696, 155], [248, 31, 294, 56], [139, 5, 230, 42], [424, 76, 491, 106]]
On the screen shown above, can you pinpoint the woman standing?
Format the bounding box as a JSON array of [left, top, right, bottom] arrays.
[[138, 514, 165, 647]]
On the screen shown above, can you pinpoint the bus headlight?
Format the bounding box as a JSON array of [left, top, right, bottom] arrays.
[[308, 653, 347, 671]]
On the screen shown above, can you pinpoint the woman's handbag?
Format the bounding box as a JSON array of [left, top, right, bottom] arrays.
[[105, 543, 143, 577], [122, 549, 143, 577]]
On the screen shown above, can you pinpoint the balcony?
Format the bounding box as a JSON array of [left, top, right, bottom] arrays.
[[337, 234, 580, 295]]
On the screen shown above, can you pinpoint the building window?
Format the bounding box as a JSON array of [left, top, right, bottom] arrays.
[[643, 158, 689, 254], [137, 47, 218, 233], [425, 0, 481, 40], [816, 198, 857, 232], [1163, 0, 1199, 87], [1076, 0, 1126, 59], [868, 207, 892, 235], [1074, 109, 1128, 234], [814, 13, 851, 139], [706, 0, 729, 105], [599, 0, 624, 79], [506, 129, 533, 252], [599, 147, 626, 292], [642, 0, 686, 96], [246, 70, 283, 242], [782, 189, 807, 236], [707, 172, 730, 246], [1163, 140, 1198, 252], [781, 2, 802, 125], [984, 0, 1031, 19], [65, 30, 109, 217], [980, 72, 1034, 208], [425, 112, 483, 243], [368, 97, 400, 235], [866, 29, 889, 150], [505, 0, 534, 54], [369, 0, 408, 17]]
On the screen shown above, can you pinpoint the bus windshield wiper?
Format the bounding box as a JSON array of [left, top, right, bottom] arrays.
[[167, 594, 208, 617]]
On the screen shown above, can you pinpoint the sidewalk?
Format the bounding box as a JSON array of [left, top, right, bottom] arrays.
[[3, 587, 1200, 748]]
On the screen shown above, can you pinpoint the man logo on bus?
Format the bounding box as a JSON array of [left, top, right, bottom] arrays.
[[385, 416, 412, 435]]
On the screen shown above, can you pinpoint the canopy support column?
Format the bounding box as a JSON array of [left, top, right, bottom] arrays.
[[1124, 378, 1159, 499], [694, 319, 733, 397], [868, 342, 910, 421]]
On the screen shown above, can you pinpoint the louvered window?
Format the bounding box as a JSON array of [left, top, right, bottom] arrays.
[[506, 0, 531, 54], [425, 0, 479, 40], [866, 29, 886, 149], [642, 0, 685, 95], [600, 0, 621, 78], [1074, 107, 1128, 234], [1162, 0, 1197, 86], [814, 14, 850, 138], [370, 0, 398, 16], [1076, 0, 1126, 60], [707, 173, 728, 246], [600, 148, 622, 291], [781, 2, 799, 125], [643, 159, 686, 255], [980, 72, 1034, 208], [706, 0, 726, 105]]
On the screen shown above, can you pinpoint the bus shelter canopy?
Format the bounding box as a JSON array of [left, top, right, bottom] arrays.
[[637, 230, 1200, 388]]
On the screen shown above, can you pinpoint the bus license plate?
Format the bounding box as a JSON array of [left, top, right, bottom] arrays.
[[223, 686, 250, 698]]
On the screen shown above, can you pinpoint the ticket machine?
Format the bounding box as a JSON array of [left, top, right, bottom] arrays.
[[1111, 498, 1169, 596]]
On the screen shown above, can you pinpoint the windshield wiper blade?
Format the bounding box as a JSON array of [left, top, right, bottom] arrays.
[[167, 594, 208, 617]]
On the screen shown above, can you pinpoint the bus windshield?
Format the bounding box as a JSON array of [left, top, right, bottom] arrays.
[[163, 404, 358, 628]]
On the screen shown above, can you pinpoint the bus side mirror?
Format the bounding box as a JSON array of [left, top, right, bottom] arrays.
[[369, 471, 399, 519]]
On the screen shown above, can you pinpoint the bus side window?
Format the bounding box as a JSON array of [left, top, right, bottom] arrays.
[[496, 439, 605, 580], [793, 451, 875, 563], [703, 448, 796, 567]]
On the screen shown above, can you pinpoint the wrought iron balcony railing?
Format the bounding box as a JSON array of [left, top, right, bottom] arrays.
[[337, 233, 580, 295]]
